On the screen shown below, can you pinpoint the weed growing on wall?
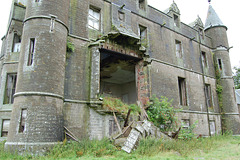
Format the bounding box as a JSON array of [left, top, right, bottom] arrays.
[[102, 97, 140, 118]]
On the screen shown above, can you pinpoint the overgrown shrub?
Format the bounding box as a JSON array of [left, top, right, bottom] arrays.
[[178, 121, 197, 140], [147, 95, 180, 131]]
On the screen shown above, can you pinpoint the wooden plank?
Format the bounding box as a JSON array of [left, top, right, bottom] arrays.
[[124, 109, 132, 127], [64, 126, 79, 141], [113, 112, 122, 134]]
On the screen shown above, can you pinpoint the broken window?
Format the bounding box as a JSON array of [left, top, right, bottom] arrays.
[[209, 120, 216, 135], [27, 38, 35, 66], [109, 120, 117, 136], [181, 119, 190, 129], [174, 14, 180, 27], [218, 59, 223, 71], [12, 34, 21, 52], [118, 11, 125, 22], [201, 51, 208, 68], [178, 77, 187, 106], [205, 84, 213, 108], [1, 119, 10, 137], [139, 0, 146, 11], [3, 73, 17, 104], [175, 40, 182, 58], [88, 7, 100, 30], [19, 109, 27, 133], [139, 25, 147, 46]]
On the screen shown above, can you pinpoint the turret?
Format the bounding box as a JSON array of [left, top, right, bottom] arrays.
[[5, 0, 70, 153], [205, 5, 240, 134]]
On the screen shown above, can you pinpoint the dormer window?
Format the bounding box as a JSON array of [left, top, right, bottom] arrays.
[[174, 14, 180, 27], [139, 0, 146, 11]]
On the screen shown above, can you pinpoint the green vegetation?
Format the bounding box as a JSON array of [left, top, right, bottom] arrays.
[[233, 65, 240, 89], [102, 97, 140, 118], [147, 95, 180, 132], [1, 134, 240, 159], [66, 38, 75, 53]]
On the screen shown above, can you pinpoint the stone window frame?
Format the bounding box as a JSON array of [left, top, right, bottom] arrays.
[[3, 73, 17, 104], [201, 51, 208, 68], [88, 6, 101, 31], [181, 119, 190, 129], [178, 77, 187, 106], [175, 40, 183, 58], [205, 83, 213, 109], [218, 58, 223, 71], [12, 33, 21, 53], [173, 14, 180, 27], [27, 38, 36, 66], [18, 108, 27, 133], [209, 120, 216, 135], [1, 119, 10, 137], [139, 25, 148, 47]]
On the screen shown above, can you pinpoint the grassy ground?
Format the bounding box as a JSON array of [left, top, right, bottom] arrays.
[[0, 135, 240, 160]]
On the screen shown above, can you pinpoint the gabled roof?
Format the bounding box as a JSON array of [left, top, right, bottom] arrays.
[[205, 5, 227, 31], [164, 1, 180, 15], [189, 16, 204, 28], [236, 89, 240, 105]]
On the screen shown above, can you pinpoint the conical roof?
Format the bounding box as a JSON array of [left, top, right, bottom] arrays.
[[205, 5, 227, 31]]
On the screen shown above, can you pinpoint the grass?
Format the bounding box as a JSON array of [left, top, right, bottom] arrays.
[[0, 135, 240, 159]]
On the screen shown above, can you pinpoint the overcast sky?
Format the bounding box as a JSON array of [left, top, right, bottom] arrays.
[[0, 0, 239, 68]]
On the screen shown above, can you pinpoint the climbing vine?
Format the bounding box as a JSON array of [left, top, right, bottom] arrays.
[[213, 54, 226, 133]]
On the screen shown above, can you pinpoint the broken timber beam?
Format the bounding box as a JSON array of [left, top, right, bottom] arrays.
[[113, 112, 123, 134]]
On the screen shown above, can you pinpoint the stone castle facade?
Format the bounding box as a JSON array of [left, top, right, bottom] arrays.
[[0, 0, 239, 153]]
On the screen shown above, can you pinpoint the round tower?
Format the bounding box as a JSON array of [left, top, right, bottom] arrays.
[[5, 0, 70, 153], [205, 5, 240, 134]]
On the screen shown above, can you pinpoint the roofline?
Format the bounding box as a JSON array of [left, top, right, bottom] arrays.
[[204, 25, 228, 32]]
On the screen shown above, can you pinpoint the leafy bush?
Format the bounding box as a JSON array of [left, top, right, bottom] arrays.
[[178, 121, 197, 140], [147, 95, 180, 131]]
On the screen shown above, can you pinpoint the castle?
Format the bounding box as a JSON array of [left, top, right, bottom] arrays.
[[0, 0, 239, 153]]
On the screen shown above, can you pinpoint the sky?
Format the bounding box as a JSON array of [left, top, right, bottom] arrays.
[[0, 0, 239, 68]]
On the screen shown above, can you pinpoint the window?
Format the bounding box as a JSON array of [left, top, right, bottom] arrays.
[[1, 119, 10, 137], [209, 120, 216, 135], [118, 11, 125, 22], [174, 14, 180, 27], [50, 16, 56, 32], [181, 119, 190, 129], [28, 38, 35, 66], [139, 0, 146, 11], [201, 51, 208, 68], [3, 73, 17, 104], [12, 34, 21, 52], [19, 109, 27, 133], [175, 40, 182, 58], [35, 0, 40, 2], [178, 77, 187, 106], [88, 7, 100, 30], [139, 25, 147, 45], [109, 120, 117, 136], [218, 59, 223, 71], [205, 84, 213, 108]]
